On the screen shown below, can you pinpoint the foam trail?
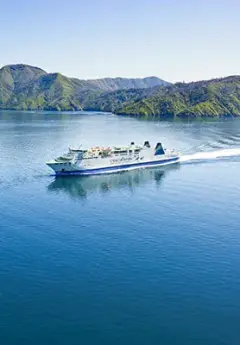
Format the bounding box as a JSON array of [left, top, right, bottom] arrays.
[[180, 148, 240, 163]]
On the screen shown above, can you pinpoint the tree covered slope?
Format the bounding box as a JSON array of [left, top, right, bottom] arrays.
[[1, 64, 239, 117], [0, 64, 168, 111], [115, 76, 240, 117]]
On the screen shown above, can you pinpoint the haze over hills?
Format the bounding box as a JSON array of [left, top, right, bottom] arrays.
[[0, 64, 240, 117], [86, 76, 169, 91]]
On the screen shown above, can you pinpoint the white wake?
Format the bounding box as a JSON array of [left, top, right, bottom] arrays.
[[180, 148, 240, 163]]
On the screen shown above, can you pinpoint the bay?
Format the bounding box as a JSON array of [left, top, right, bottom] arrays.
[[0, 110, 240, 345]]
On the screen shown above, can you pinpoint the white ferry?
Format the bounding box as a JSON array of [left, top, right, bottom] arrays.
[[46, 141, 180, 176]]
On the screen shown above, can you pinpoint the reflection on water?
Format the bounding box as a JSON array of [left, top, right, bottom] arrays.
[[47, 164, 180, 199]]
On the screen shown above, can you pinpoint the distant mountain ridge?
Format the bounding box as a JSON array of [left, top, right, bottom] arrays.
[[86, 76, 169, 91], [0, 64, 169, 111]]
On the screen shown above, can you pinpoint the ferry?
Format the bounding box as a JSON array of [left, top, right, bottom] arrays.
[[46, 141, 180, 176]]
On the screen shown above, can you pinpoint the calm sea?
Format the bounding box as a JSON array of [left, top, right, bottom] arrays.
[[0, 110, 240, 345]]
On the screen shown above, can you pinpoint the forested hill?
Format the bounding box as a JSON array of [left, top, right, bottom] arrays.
[[115, 76, 240, 117], [0, 64, 169, 111], [1, 64, 240, 117]]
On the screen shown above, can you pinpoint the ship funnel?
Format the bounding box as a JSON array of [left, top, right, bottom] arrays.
[[155, 142, 165, 155], [144, 141, 150, 148]]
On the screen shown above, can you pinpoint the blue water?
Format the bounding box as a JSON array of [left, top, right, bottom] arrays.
[[0, 110, 240, 345]]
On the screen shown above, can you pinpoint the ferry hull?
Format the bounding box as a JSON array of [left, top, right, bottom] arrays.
[[48, 156, 180, 176]]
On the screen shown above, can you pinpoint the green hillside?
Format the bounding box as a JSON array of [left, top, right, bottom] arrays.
[[116, 76, 240, 117], [1, 64, 240, 117], [7, 73, 101, 111], [0, 64, 168, 111], [0, 65, 103, 111], [0, 64, 46, 106], [83, 87, 156, 112]]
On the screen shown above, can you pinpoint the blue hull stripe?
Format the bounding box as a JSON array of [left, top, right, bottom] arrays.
[[55, 157, 179, 176]]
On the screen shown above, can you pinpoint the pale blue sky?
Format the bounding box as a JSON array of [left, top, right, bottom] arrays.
[[1, 0, 239, 82]]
